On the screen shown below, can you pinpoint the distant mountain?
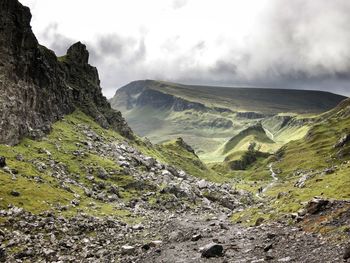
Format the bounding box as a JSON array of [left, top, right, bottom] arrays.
[[111, 80, 346, 114], [110, 80, 346, 162]]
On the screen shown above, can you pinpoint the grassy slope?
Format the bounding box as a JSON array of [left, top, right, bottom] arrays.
[[147, 80, 346, 114], [232, 99, 350, 226], [0, 111, 135, 218], [0, 110, 219, 218], [112, 80, 343, 163]]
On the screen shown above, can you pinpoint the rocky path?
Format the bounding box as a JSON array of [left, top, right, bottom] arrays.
[[135, 211, 347, 263], [256, 163, 278, 199]]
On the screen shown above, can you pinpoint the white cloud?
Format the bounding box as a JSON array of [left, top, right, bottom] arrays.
[[20, 0, 350, 97]]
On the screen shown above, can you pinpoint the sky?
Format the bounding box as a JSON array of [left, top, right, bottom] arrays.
[[20, 0, 350, 98]]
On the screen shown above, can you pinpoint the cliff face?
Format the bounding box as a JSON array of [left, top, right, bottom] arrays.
[[111, 80, 209, 112], [0, 0, 133, 145]]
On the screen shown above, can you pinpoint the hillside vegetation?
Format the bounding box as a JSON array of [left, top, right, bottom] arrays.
[[111, 80, 342, 163], [231, 98, 350, 227]]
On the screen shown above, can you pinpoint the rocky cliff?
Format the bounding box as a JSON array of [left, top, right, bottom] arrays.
[[111, 80, 208, 112], [0, 0, 133, 145]]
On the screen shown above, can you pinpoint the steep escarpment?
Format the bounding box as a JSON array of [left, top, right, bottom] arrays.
[[0, 0, 132, 145], [112, 80, 208, 112], [112, 80, 346, 114]]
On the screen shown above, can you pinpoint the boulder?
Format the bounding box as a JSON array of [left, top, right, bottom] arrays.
[[0, 157, 6, 168], [305, 198, 329, 214], [200, 243, 224, 258]]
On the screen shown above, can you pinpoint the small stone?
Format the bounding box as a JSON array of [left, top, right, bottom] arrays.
[[200, 243, 224, 258], [0, 157, 6, 168], [265, 255, 274, 261], [142, 244, 150, 251], [132, 224, 144, 230], [255, 217, 264, 226], [264, 243, 273, 252], [344, 246, 350, 260], [266, 233, 276, 239], [121, 245, 135, 255], [197, 179, 208, 189], [43, 248, 55, 257], [71, 199, 80, 206], [150, 240, 162, 247], [97, 167, 108, 180], [191, 234, 202, 241], [15, 154, 24, 161], [220, 223, 229, 230], [10, 190, 20, 197], [278, 256, 292, 262]]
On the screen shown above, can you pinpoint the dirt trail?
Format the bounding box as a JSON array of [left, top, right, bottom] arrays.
[[136, 211, 346, 263], [256, 163, 278, 199]]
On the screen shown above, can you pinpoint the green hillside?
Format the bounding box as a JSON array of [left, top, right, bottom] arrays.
[[231, 98, 350, 225], [111, 80, 343, 163]]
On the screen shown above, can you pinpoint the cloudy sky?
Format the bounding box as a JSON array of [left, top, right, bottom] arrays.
[[20, 0, 350, 97]]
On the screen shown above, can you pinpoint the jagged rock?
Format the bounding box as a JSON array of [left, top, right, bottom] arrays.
[[200, 243, 224, 258], [176, 137, 196, 155], [305, 198, 329, 214], [0, 0, 133, 145], [66, 42, 89, 65], [0, 157, 6, 168], [334, 134, 350, 148]]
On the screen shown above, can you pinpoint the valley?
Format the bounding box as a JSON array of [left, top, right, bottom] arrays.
[[110, 80, 344, 163], [0, 1, 350, 262]]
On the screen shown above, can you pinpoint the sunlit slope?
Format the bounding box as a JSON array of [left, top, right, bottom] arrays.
[[231, 98, 350, 225], [110, 80, 345, 162]]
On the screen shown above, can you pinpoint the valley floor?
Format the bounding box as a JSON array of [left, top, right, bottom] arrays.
[[0, 111, 349, 262], [1, 203, 348, 263]]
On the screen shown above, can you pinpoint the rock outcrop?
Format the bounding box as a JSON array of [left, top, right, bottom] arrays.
[[0, 0, 133, 145]]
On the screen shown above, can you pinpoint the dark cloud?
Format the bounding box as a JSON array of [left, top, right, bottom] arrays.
[[35, 1, 350, 97], [38, 23, 76, 56], [210, 60, 237, 75]]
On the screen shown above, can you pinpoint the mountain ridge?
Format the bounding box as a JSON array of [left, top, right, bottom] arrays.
[[111, 79, 346, 114], [0, 0, 133, 145]]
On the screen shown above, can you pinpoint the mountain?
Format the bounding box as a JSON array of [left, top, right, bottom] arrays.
[[0, 0, 132, 145], [111, 80, 345, 114], [0, 1, 349, 262], [110, 80, 345, 162]]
